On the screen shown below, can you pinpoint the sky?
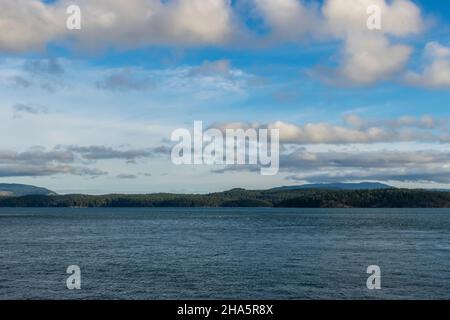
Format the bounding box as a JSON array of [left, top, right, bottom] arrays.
[[0, 0, 450, 194]]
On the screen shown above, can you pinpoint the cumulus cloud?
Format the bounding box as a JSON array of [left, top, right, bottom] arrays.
[[335, 33, 412, 85], [0, 0, 63, 52], [215, 115, 450, 144], [0, 0, 432, 87], [322, 0, 423, 85], [322, 0, 423, 37], [405, 42, 450, 89], [0, 0, 234, 53], [254, 0, 424, 85], [269, 120, 392, 144], [254, 0, 321, 41]]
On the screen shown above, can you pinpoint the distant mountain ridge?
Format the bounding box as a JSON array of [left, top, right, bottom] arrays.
[[0, 183, 56, 197], [271, 182, 394, 191]]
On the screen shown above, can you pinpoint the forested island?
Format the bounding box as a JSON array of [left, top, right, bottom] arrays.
[[1, 188, 450, 208]]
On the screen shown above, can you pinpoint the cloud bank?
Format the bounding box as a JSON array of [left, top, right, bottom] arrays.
[[1, 0, 444, 88], [215, 115, 450, 145]]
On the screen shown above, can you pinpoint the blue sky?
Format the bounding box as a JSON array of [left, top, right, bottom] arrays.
[[0, 0, 450, 194]]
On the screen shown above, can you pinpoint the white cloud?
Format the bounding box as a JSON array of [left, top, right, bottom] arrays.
[[73, 0, 234, 48], [254, 0, 321, 41], [254, 0, 424, 85], [165, 0, 233, 44], [322, 0, 423, 37], [269, 120, 390, 143], [0, 0, 442, 89], [338, 33, 412, 85], [322, 0, 423, 85], [216, 115, 450, 144], [0, 0, 234, 52], [405, 42, 450, 89], [0, 0, 63, 52]]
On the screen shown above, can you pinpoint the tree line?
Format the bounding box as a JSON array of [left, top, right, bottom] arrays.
[[0, 188, 450, 208]]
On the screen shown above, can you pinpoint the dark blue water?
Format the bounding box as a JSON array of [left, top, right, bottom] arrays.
[[0, 208, 449, 299]]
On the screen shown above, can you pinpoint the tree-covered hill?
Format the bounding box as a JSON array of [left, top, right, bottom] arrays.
[[0, 183, 56, 197], [0, 188, 449, 208]]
